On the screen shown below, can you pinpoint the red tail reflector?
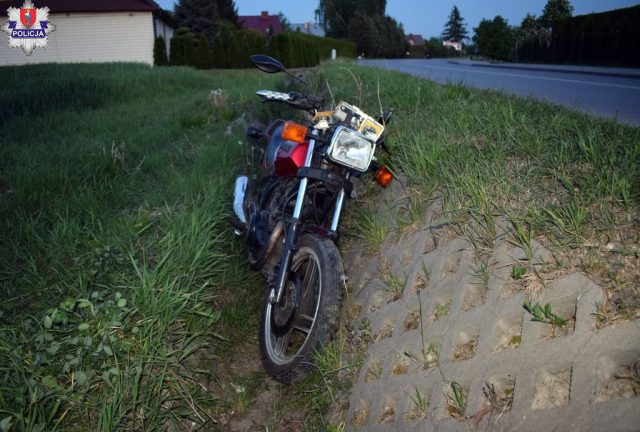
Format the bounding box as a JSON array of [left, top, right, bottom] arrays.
[[281, 122, 308, 144], [375, 165, 393, 188]]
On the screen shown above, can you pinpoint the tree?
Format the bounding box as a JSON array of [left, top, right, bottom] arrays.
[[516, 12, 550, 52], [153, 36, 168, 66], [473, 16, 514, 61], [194, 34, 211, 69], [520, 13, 538, 36], [315, 0, 387, 39], [169, 28, 197, 66], [541, 0, 573, 28], [315, 0, 403, 58], [175, 0, 218, 40], [442, 5, 468, 42], [346, 12, 404, 57], [216, 0, 239, 27], [278, 12, 292, 32], [174, 0, 239, 40]]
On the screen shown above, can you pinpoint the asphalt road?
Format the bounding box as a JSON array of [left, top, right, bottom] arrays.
[[358, 58, 640, 127]]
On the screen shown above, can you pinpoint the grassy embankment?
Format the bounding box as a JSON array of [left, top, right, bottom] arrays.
[[320, 64, 639, 314], [1, 61, 638, 431], [288, 63, 640, 428]]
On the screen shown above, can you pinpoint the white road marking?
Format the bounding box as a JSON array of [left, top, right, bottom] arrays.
[[374, 61, 640, 91]]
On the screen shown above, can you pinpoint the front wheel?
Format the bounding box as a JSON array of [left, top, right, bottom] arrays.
[[259, 234, 343, 383]]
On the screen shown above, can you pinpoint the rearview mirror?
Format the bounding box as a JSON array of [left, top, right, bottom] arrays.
[[250, 55, 284, 74]]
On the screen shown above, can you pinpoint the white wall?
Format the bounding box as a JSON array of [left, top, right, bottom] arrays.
[[153, 17, 173, 56], [0, 11, 155, 66]]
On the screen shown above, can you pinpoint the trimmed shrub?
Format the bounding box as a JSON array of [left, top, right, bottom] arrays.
[[211, 37, 226, 68], [154, 36, 169, 66], [168, 29, 356, 69], [194, 35, 211, 69], [170, 28, 196, 66]]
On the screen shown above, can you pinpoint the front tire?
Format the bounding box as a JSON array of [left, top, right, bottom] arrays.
[[259, 234, 343, 383]]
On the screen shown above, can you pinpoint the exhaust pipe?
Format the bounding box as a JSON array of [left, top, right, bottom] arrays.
[[233, 176, 248, 224]]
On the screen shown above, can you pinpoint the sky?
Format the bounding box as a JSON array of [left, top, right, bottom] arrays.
[[156, 0, 640, 39]]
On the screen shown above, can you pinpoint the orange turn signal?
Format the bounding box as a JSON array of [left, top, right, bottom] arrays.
[[375, 165, 393, 188], [281, 122, 308, 144]]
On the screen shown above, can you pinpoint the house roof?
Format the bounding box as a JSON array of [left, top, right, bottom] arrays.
[[1, 0, 176, 27], [291, 22, 324, 37], [239, 11, 281, 36], [406, 33, 425, 46], [2, 0, 153, 12]]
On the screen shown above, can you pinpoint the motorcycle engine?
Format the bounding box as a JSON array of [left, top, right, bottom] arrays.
[[247, 210, 270, 250]]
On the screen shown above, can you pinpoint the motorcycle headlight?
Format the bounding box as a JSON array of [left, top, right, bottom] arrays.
[[326, 126, 375, 172]]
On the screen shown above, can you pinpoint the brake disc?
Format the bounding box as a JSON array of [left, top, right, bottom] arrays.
[[270, 272, 301, 337]]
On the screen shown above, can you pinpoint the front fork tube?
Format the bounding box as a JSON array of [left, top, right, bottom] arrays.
[[329, 187, 346, 234], [270, 135, 317, 305]]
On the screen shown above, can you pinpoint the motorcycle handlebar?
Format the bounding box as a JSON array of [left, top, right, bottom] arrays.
[[256, 90, 324, 112]]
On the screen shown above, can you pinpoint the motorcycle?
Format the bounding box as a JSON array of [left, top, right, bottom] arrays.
[[231, 55, 394, 382]]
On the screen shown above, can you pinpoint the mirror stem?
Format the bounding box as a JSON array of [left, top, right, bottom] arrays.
[[284, 70, 309, 96]]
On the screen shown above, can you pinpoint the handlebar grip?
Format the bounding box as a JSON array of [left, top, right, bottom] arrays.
[[256, 90, 291, 102], [256, 90, 324, 111]]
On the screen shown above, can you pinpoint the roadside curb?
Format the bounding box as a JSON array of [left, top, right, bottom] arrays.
[[448, 60, 640, 80]]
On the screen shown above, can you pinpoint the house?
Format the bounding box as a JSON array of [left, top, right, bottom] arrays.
[[0, 0, 176, 66], [406, 33, 425, 47], [443, 40, 463, 51], [290, 22, 324, 37], [239, 11, 281, 37], [406, 33, 426, 58]]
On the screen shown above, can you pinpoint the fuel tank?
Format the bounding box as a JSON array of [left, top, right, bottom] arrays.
[[263, 120, 309, 177], [274, 140, 309, 177]]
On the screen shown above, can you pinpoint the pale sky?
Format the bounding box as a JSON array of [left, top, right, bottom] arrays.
[[156, 0, 640, 39]]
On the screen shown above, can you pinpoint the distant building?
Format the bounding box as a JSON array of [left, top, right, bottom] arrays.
[[406, 33, 425, 47], [443, 40, 463, 51], [0, 0, 176, 66], [291, 22, 324, 37], [239, 11, 282, 37]]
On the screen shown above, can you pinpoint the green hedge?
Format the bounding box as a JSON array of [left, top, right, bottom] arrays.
[[165, 30, 356, 69], [153, 36, 169, 66], [517, 5, 640, 66], [408, 45, 425, 58]]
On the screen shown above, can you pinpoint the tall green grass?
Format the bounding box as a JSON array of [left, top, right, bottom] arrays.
[[319, 63, 639, 324], [320, 63, 639, 229], [0, 63, 279, 431]]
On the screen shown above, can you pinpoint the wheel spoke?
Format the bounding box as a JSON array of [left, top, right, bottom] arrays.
[[274, 331, 291, 356], [300, 258, 318, 304], [293, 313, 314, 335]]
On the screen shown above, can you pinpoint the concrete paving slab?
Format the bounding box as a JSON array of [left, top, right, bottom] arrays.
[[343, 193, 640, 431]]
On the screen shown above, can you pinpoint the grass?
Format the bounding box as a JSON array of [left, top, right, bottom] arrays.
[[0, 63, 282, 430], [405, 386, 429, 421], [446, 382, 467, 419], [351, 204, 391, 251], [433, 302, 451, 320], [317, 61, 639, 317], [2, 57, 639, 430], [279, 331, 363, 431], [382, 273, 405, 302]]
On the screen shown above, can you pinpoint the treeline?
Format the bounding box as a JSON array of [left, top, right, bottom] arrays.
[[347, 13, 405, 57], [316, 0, 406, 58], [519, 5, 640, 66], [154, 29, 356, 69]]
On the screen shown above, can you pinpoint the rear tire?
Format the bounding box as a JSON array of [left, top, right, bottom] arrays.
[[258, 234, 343, 383]]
